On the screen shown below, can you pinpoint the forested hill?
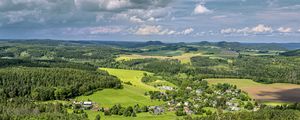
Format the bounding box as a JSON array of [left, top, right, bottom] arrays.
[[280, 49, 300, 56], [0, 67, 121, 101]]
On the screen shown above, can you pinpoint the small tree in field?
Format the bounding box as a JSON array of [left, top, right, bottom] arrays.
[[95, 114, 101, 120]]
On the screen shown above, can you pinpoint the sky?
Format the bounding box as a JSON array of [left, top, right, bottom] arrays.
[[0, 0, 300, 43]]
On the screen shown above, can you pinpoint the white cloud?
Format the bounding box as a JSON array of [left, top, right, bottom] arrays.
[[221, 28, 236, 34], [98, 0, 132, 11], [277, 27, 292, 33], [167, 30, 176, 35], [74, 0, 171, 11], [135, 25, 164, 35], [64, 26, 123, 35], [180, 28, 194, 35], [251, 24, 273, 33], [194, 4, 211, 14], [88, 26, 122, 34], [298, 29, 300, 32], [129, 16, 144, 23], [221, 24, 273, 35], [134, 26, 194, 36]]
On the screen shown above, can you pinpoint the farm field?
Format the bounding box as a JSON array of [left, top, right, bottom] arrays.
[[76, 68, 175, 119], [206, 78, 300, 103], [116, 52, 206, 64], [76, 68, 163, 107], [100, 68, 158, 91], [85, 110, 179, 120]]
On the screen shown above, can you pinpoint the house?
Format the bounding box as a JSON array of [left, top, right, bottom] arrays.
[[83, 101, 93, 109], [196, 89, 203, 94], [230, 106, 240, 111], [72, 101, 93, 110], [149, 106, 164, 115], [184, 107, 193, 115], [159, 86, 174, 91], [186, 87, 192, 90], [184, 101, 189, 106]]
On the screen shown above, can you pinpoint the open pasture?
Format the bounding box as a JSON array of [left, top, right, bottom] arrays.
[[116, 52, 206, 64], [206, 78, 300, 103], [76, 68, 162, 107]]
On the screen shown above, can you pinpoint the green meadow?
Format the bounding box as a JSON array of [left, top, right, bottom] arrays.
[[205, 78, 261, 88], [85, 110, 179, 120], [76, 68, 163, 107], [75, 68, 176, 120], [116, 52, 205, 64]]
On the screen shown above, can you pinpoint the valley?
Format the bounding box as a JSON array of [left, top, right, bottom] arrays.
[[1, 40, 300, 120]]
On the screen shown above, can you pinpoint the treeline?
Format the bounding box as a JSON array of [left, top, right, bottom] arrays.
[[0, 99, 88, 120], [0, 67, 121, 101], [0, 59, 97, 71], [0, 41, 121, 67], [119, 55, 300, 85], [188, 108, 300, 120]]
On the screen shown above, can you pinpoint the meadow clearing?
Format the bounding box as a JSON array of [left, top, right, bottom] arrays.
[[76, 68, 161, 106], [76, 68, 178, 120], [206, 78, 300, 104], [85, 110, 179, 120], [116, 52, 207, 64]]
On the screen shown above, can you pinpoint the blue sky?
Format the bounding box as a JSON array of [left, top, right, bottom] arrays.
[[0, 0, 300, 43]]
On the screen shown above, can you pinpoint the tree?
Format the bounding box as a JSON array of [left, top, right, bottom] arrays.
[[95, 114, 101, 120]]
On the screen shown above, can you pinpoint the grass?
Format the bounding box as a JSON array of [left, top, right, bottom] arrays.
[[148, 80, 177, 88], [116, 52, 205, 64], [261, 101, 292, 106], [75, 68, 179, 120], [76, 68, 163, 107], [139, 50, 184, 56], [100, 68, 157, 91], [85, 110, 179, 120], [205, 78, 261, 88], [76, 85, 163, 107]]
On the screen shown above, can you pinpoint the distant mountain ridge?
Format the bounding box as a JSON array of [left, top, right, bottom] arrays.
[[1, 39, 300, 50]]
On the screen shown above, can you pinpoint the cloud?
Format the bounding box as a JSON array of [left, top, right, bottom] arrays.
[[221, 24, 273, 35], [88, 26, 122, 34], [194, 4, 211, 14], [64, 26, 123, 35], [134, 25, 193, 36], [180, 28, 194, 35], [129, 16, 144, 23], [135, 25, 175, 35], [135, 25, 164, 35], [277, 27, 292, 33], [251, 24, 273, 33], [74, 0, 171, 12]]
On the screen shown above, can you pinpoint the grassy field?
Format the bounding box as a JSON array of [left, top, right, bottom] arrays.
[[85, 110, 179, 120], [206, 78, 300, 104], [116, 52, 206, 64], [76, 68, 162, 107], [138, 50, 184, 56], [76, 85, 163, 107], [100, 68, 158, 91], [75, 68, 178, 120], [148, 80, 177, 88]]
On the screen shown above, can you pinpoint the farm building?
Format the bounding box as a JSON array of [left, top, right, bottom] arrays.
[[72, 101, 93, 110], [149, 106, 164, 115], [83, 101, 93, 109], [159, 86, 174, 91]]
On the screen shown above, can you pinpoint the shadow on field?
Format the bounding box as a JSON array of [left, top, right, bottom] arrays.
[[257, 88, 300, 102]]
